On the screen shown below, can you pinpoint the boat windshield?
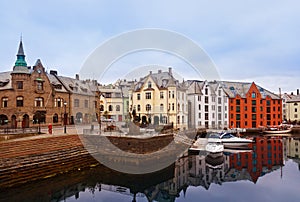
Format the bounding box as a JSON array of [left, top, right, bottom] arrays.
[[220, 133, 235, 139], [208, 133, 221, 138]]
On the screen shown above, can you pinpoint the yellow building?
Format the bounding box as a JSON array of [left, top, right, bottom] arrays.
[[129, 68, 188, 129], [286, 95, 300, 122]]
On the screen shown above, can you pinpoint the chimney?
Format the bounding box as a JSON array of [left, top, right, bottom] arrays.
[[149, 71, 152, 75], [50, 70, 58, 76], [75, 74, 79, 80], [158, 70, 162, 74], [168, 67, 172, 75], [297, 89, 299, 95]]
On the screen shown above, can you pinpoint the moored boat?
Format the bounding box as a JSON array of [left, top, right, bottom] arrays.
[[208, 132, 253, 149], [263, 124, 293, 134]]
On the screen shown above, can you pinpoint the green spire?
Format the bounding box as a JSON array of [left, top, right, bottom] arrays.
[[14, 38, 27, 67]]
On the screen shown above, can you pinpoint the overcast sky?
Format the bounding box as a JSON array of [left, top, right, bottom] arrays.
[[0, 0, 299, 93]]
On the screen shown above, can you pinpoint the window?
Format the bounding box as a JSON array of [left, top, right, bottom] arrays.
[[137, 93, 140, 100], [251, 92, 256, 98], [198, 113, 201, 119], [212, 105, 215, 111], [205, 88, 208, 95], [160, 92, 164, 99], [236, 106, 240, 112], [108, 105, 113, 111], [146, 104, 151, 111], [16, 96, 24, 107], [84, 100, 88, 108], [100, 105, 104, 111], [205, 96, 208, 104], [252, 107, 256, 113], [137, 104, 141, 111], [35, 97, 44, 107], [178, 103, 180, 111], [205, 105, 209, 112], [116, 105, 120, 111], [169, 91, 171, 98], [172, 103, 175, 111], [160, 104, 164, 111], [53, 113, 58, 123], [198, 96, 201, 101], [74, 99, 79, 107], [252, 114, 256, 120], [148, 81, 152, 88], [172, 91, 175, 98], [2, 97, 8, 108], [236, 99, 240, 105], [252, 100, 256, 105], [218, 97, 221, 104], [295, 108, 298, 113], [212, 96, 215, 102], [37, 81, 43, 90], [17, 81, 23, 89], [55, 98, 63, 107], [236, 114, 240, 120], [198, 104, 201, 110], [145, 92, 151, 99]]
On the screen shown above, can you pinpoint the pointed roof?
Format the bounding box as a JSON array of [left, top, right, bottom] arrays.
[[13, 39, 28, 70], [17, 40, 25, 56]]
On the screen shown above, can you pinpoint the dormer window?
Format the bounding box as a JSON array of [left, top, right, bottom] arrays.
[[148, 81, 152, 88]]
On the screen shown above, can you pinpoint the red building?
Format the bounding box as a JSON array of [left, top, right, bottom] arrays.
[[223, 81, 282, 128]]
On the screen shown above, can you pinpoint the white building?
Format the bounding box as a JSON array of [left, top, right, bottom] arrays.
[[187, 80, 229, 129]]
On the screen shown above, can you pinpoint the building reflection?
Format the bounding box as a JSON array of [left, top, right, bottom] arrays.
[[3, 136, 298, 202]]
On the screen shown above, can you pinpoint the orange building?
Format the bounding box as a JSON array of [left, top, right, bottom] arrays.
[[222, 81, 282, 128]]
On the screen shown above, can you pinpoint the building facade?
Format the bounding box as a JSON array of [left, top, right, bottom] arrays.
[[0, 40, 99, 129], [187, 80, 229, 129], [222, 81, 282, 128], [129, 68, 188, 129]]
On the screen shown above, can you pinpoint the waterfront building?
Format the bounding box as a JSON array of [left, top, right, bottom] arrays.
[[222, 81, 282, 128], [284, 90, 300, 123], [0, 40, 99, 128], [129, 68, 188, 129], [187, 80, 229, 129]]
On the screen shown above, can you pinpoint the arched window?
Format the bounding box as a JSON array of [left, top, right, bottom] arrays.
[[53, 113, 58, 123], [148, 81, 152, 88], [16, 96, 24, 107], [109, 105, 113, 111], [55, 98, 63, 107], [146, 104, 151, 111], [100, 105, 104, 111], [137, 104, 141, 111], [2, 97, 8, 108]]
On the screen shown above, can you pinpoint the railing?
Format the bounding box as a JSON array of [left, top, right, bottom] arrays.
[[0, 127, 39, 134]]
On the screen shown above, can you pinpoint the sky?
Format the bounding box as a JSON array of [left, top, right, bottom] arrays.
[[0, 0, 299, 94]]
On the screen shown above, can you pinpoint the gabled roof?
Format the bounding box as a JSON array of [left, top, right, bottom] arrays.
[[133, 69, 185, 92], [221, 81, 280, 99], [186, 80, 204, 95], [56, 75, 97, 96]]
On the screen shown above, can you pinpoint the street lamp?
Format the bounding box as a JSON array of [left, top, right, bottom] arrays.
[[64, 102, 67, 133]]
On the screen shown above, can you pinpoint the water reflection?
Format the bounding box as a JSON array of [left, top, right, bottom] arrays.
[[2, 135, 300, 202]]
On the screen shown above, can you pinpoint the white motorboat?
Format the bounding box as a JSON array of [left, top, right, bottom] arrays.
[[209, 132, 253, 149], [205, 138, 224, 154]]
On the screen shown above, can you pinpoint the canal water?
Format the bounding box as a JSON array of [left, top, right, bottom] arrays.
[[1, 134, 300, 202]]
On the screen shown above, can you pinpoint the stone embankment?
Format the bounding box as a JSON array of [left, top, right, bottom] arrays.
[[0, 134, 99, 189]]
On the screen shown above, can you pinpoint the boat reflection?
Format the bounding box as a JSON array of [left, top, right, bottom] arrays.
[[2, 135, 300, 202]]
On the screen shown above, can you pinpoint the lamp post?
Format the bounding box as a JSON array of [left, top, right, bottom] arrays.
[[64, 102, 67, 133]]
